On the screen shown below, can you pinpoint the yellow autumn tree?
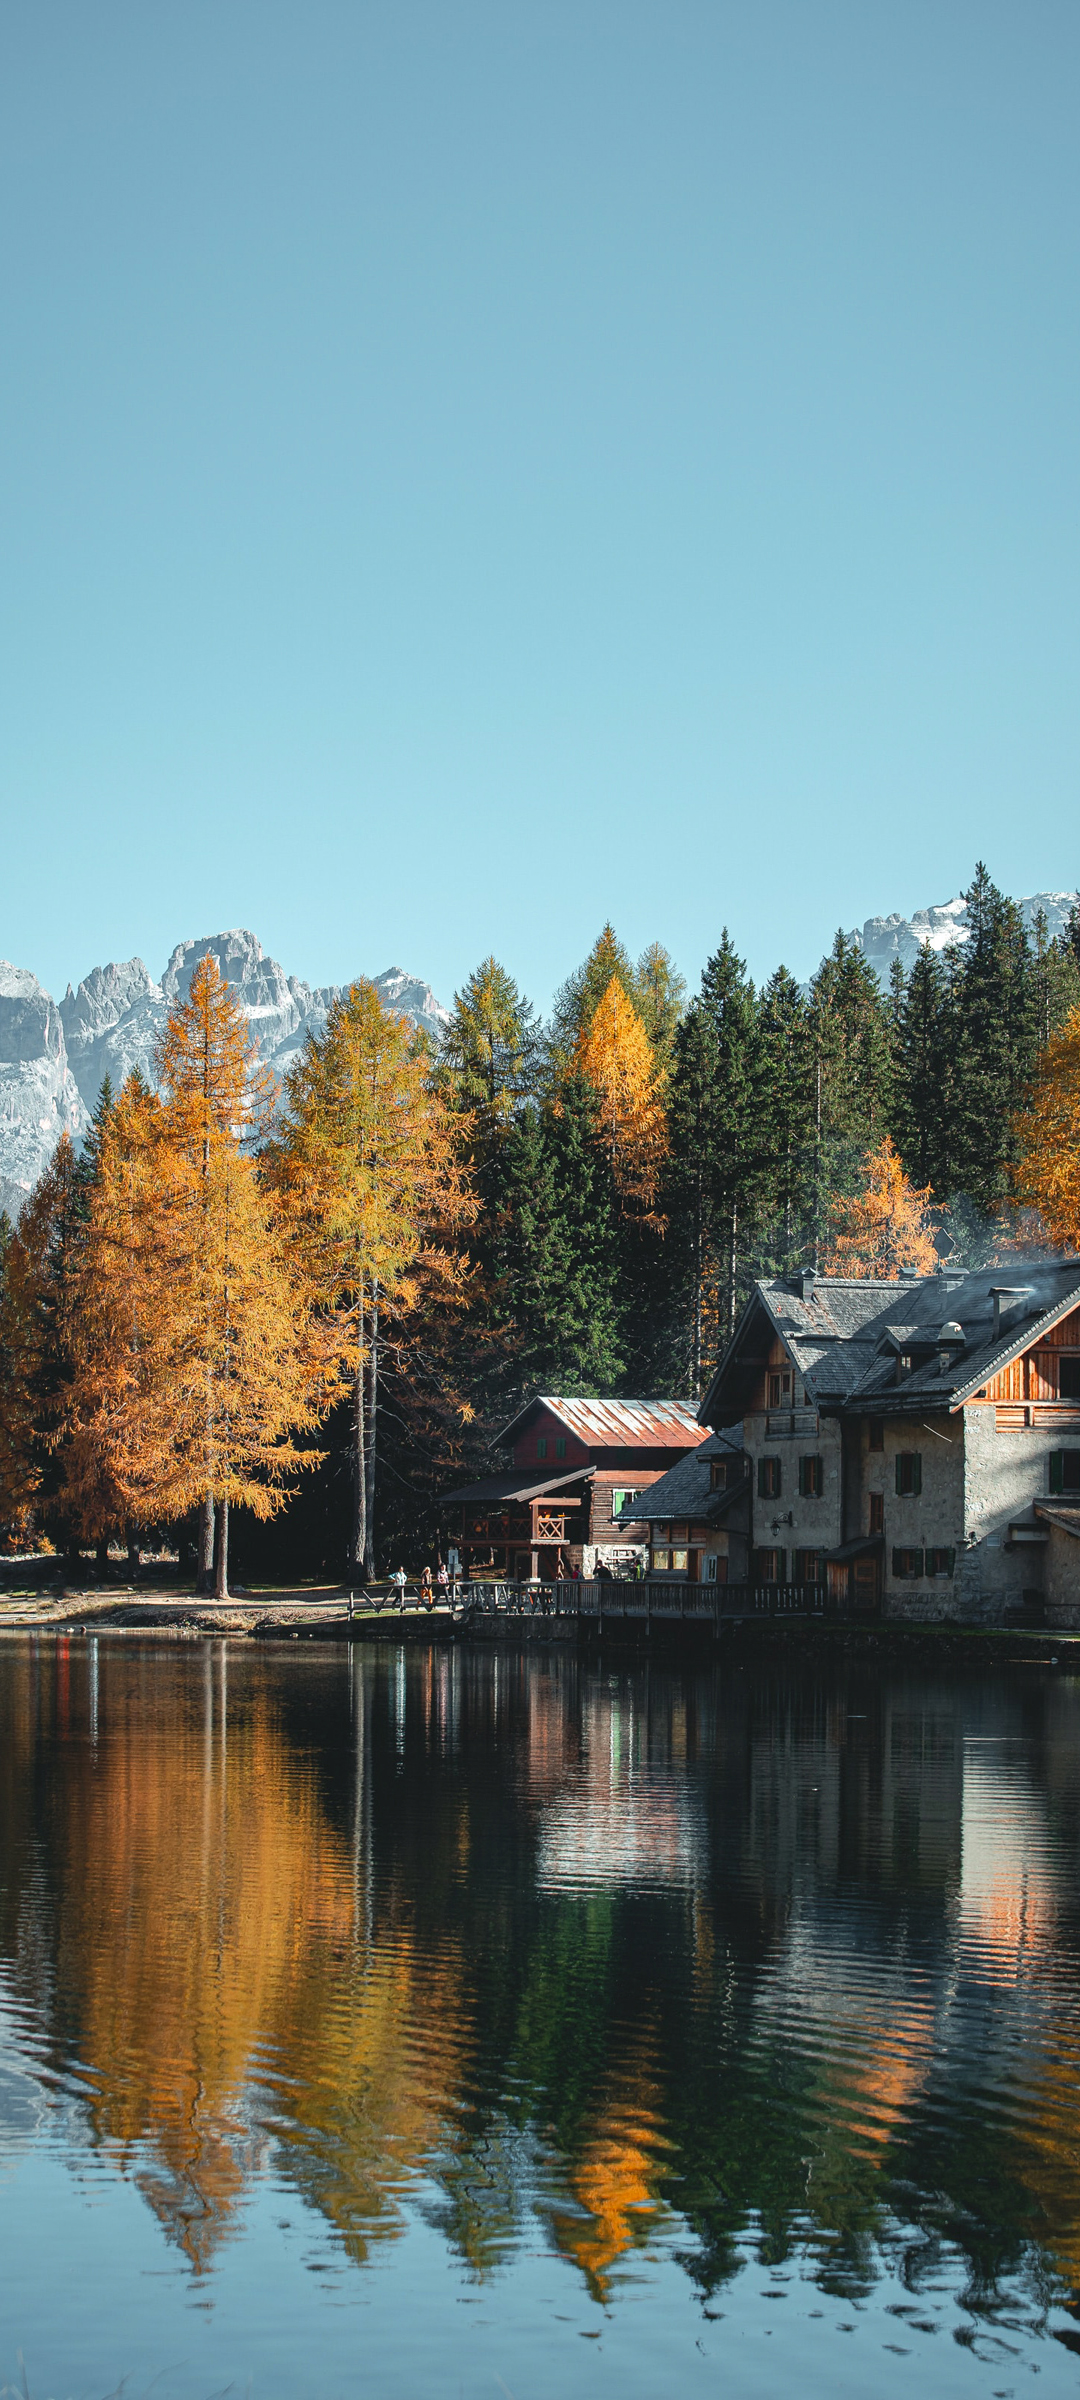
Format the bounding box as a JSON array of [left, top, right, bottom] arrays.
[[1012, 1006, 1080, 1250], [61, 1075, 167, 1549], [821, 1135, 937, 1278], [574, 973, 667, 1215], [275, 981, 474, 1580], [148, 957, 321, 1595]]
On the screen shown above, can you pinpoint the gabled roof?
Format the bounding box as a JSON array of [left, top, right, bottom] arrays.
[[439, 1466, 590, 1509], [617, 1432, 746, 1526], [699, 1259, 1080, 1425], [496, 1395, 703, 1450]]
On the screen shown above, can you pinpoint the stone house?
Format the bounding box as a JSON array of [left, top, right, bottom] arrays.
[[614, 1431, 751, 1584], [698, 1258, 1080, 1623]]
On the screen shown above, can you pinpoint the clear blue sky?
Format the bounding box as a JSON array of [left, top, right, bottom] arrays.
[[1, 0, 1077, 1012]]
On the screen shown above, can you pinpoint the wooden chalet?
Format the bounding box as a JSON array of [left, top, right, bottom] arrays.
[[439, 1396, 703, 1582]]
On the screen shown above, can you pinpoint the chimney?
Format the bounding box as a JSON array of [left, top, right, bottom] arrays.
[[990, 1286, 1035, 1342]]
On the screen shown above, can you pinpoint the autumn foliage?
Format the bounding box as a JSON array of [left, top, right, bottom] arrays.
[[821, 1137, 938, 1279], [1011, 1005, 1080, 1251]]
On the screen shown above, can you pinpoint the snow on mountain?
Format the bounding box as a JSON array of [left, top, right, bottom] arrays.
[[0, 932, 451, 1224], [0, 964, 87, 1222], [850, 890, 1076, 985]]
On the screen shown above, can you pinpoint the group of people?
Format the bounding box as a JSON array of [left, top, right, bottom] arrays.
[[383, 1549, 647, 1604]]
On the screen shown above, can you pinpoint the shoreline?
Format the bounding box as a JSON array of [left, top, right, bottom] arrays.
[[0, 1581, 1077, 1665]]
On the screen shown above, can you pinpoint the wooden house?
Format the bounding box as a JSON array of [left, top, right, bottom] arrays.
[[439, 1396, 703, 1581]]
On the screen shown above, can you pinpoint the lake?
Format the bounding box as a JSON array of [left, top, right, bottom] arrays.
[[1, 1633, 1080, 2398]]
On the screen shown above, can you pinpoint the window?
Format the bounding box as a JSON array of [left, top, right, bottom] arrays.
[[798, 1455, 823, 1498], [892, 1547, 924, 1580], [927, 1547, 955, 1577], [703, 1554, 718, 1581], [536, 1436, 547, 1460], [755, 1549, 784, 1583], [651, 1547, 670, 1572], [555, 1435, 567, 1458], [895, 1452, 922, 1497], [710, 1459, 729, 1491], [768, 1369, 793, 1407], [612, 1488, 641, 1520], [671, 1549, 689, 1572], [868, 1418, 884, 1453], [868, 1492, 884, 1536], [758, 1457, 782, 1499], [1060, 1359, 1080, 1401], [1049, 1451, 1080, 1493], [794, 1549, 822, 1583]]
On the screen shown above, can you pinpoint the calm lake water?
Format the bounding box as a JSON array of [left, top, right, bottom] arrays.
[[2, 1636, 1080, 2399]]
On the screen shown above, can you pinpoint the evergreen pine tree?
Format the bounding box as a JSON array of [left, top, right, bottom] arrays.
[[490, 1083, 624, 1395], [891, 943, 952, 1193], [667, 934, 758, 1395], [947, 863, 1038, 1216], [753, 966, 815, 1273]]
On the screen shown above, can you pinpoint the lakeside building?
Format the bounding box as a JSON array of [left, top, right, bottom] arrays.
[[438, 1396, 701, 1582], [614, 1431, 751, 1585], [698, 1258, 1080, 1624]]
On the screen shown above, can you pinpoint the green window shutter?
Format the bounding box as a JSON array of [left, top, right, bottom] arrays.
[[758, 1458, 768, 1498], [913, 1453, 922, 1496], [945, 1548, 956, 1577], [895, 1457, 903, 1497], [892, 1547, 903, 1577], [798, 1458, 807, 1497], [1050, 1451, 1064, 1494]]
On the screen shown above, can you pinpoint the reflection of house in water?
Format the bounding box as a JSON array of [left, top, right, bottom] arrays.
[[536, 1684, 706, 1891]]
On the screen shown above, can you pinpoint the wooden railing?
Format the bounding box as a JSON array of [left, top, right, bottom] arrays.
[[458, 1579, 827, 1623]]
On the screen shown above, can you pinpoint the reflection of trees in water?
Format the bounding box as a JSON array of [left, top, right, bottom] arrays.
[[2, 1641, 1080, 2320]]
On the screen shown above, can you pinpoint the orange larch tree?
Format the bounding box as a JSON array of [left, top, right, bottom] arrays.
[[275, 980, 474, 1581], [573, 973, 667, 1218], [1011, 1005, 1080, 1250], [821, 1135, 938, 1278]]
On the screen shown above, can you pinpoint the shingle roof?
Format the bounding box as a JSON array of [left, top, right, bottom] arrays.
[[701, 1259, 1080, 1424], [617, 1432, 745, 1525]]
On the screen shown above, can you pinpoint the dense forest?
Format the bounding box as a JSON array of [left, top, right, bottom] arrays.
[[1, 862, 1079, 1580]]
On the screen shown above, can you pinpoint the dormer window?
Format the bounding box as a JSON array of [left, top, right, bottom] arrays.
[[710, 1459, 729, 1491], [768, 1370, 793, 1408]]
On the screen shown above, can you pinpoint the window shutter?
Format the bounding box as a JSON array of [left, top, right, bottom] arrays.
[[945, 1548, 956, 1577], [913, 1453, 922, 1497], [758, 1458, 768, 1498], [892, 1547, 903, 1577], [895, 1458, 902, 1497], [798, 1458, 807, 1497], [1050, 1451, 1064, 1494]]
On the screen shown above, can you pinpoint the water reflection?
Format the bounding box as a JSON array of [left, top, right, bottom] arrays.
[[2, 1636, 1080, 2360]]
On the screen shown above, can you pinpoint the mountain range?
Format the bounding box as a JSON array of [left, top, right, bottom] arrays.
[[0, 929, 449, 1222], [0, 889, 1075, 1223]]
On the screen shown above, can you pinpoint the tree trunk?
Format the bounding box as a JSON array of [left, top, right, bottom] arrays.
[[126, 1529, 141, 1581], [728, 1201, 738, 1337], [352, 1294, 367, 1579], [214, 1497, 229, 1600], [197, 1496, 215, 1595], [95, 1538, 110, 1582], [363, 1285, 379, 1583]]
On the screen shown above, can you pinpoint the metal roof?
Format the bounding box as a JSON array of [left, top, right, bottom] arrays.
[[496, 1395, 703, 1450]]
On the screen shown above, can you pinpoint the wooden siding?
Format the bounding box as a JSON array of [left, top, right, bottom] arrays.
[[981, 1309, 1080, 1403]]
